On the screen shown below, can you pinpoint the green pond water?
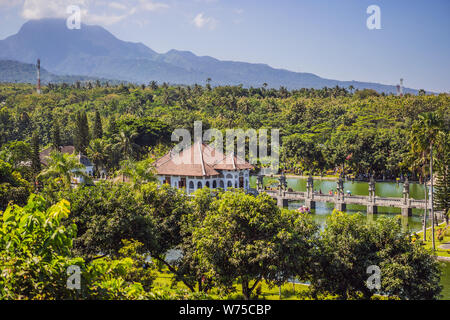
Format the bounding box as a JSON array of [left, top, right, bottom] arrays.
[[250, 176, 450, 300]]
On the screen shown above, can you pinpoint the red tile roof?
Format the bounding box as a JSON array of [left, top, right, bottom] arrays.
[[154, 142, 253, 177], [40, 146, 76, 166], [39, 146, 92, 167]]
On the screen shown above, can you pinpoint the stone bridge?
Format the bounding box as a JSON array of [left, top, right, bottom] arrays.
[[256, 174, 428, 217]]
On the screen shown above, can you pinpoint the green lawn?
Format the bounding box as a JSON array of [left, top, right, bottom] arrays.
[[152, 268, 309, 300], [415, 222, 450, 257]]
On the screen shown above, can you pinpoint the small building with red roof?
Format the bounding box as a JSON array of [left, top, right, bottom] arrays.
[[154, 142, 253, 193]]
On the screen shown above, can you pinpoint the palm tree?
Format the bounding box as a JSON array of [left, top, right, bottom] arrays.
[[114, 128, 139, 160], [87, 138, 108, 176], [434, 132, 450, 225], [38, 151, 91, 189], [118, 158, 157, 189], [410, 112, 443, 250], [348, 85, 354, 95]]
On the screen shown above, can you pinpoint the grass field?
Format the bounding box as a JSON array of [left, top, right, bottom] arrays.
[[415, 222, 450, 257], [153, 268, 310, 300]]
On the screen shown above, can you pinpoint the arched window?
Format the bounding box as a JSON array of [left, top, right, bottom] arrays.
[[219, 180, 224, 188], [189, 181, 194, 189], [206, 181, 210, 188], [227, 181, 232, 188], [213, 180, 217, 188], [197, 181, 203, 189], [226, 174, 233, 179]]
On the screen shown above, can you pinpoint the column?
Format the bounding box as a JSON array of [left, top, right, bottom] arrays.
[[335, 175, 345, 211], [256, 174, 264, 191], [277, 197, 289, 208], [401, 178, 411, 216], [367, 175, 377, 214], [305, 174, 315, 209]]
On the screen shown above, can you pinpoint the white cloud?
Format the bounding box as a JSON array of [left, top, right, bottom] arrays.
[[194, 0, 218, 3], [21, 0, 87, 19], [0, 0, 23, 7], [192, 12, 217, 30], [86, 11, 132, 25], [108, 2, 128, 10], [19, 0, 168, 25], [139, 0, 169, 11]]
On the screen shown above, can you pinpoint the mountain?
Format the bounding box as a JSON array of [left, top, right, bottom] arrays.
[[0, 19, 419, 94]]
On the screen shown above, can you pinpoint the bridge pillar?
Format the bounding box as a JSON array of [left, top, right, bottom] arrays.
[[256, 174, 264, 191], [401, 207, 412, 217], [306, 174, 314, 199], [402, 178, 410, 205], [335, 202, 346, 212], [305, 199, 316, 209], [367, 205, 378, 214], [277, 197, 289, 208]]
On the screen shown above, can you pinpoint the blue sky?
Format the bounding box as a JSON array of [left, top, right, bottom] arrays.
[[0, 0, 449, 92]]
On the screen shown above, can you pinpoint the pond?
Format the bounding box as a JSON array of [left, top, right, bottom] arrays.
[[250, 175, 450, 299]]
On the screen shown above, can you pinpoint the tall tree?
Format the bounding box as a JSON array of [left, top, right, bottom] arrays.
[[435, 132, 450, 224], [106, 116, 118, 138], [192, 191, 318, 300], [93, 110, 103, 139], [410, 112, 443, 250], [74, 111, 90, 154], [86, 138, 108, 175], [52, 120, 62, 150], [30, 131, 41, 176], [114, 128, 139, 160]]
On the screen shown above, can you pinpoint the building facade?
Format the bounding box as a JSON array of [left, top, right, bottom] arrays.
[[154, 142, 253, 193]]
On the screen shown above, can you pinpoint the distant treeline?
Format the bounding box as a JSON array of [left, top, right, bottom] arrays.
[[0, 82, 448, 180]]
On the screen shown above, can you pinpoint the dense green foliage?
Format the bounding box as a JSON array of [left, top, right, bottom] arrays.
[[191, 190, 318, 299], [0, 83, 448, 179], [0, 182, 444, 300], [0, 159, 31, 210], [310, 212, 442, 299], [0, 82, 447, 300], [0, 195, 209, 300]]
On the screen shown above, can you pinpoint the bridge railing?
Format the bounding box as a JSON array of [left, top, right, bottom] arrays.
[[375, 197, 403, 206], [410, 199, 427, 208], [260, 189, 427, 208], [285, 191, 306, 198]]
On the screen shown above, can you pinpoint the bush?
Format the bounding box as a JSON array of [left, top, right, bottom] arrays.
[[310, 211, 442, 300]]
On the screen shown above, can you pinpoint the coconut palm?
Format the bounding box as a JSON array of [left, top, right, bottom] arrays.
[[117, 158, 157, 189], [38, 151, 91, 189], [410, 112, 443, 250], [86, 138, 108, 175], [348, 85, 354, 94], [114, 128, 139, 160]]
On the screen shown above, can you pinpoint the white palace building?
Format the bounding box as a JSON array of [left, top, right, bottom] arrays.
[[154, 142, 254, 193]]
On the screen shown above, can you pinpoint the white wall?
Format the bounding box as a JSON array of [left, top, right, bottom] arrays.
[[157, 169, 250, 193]]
